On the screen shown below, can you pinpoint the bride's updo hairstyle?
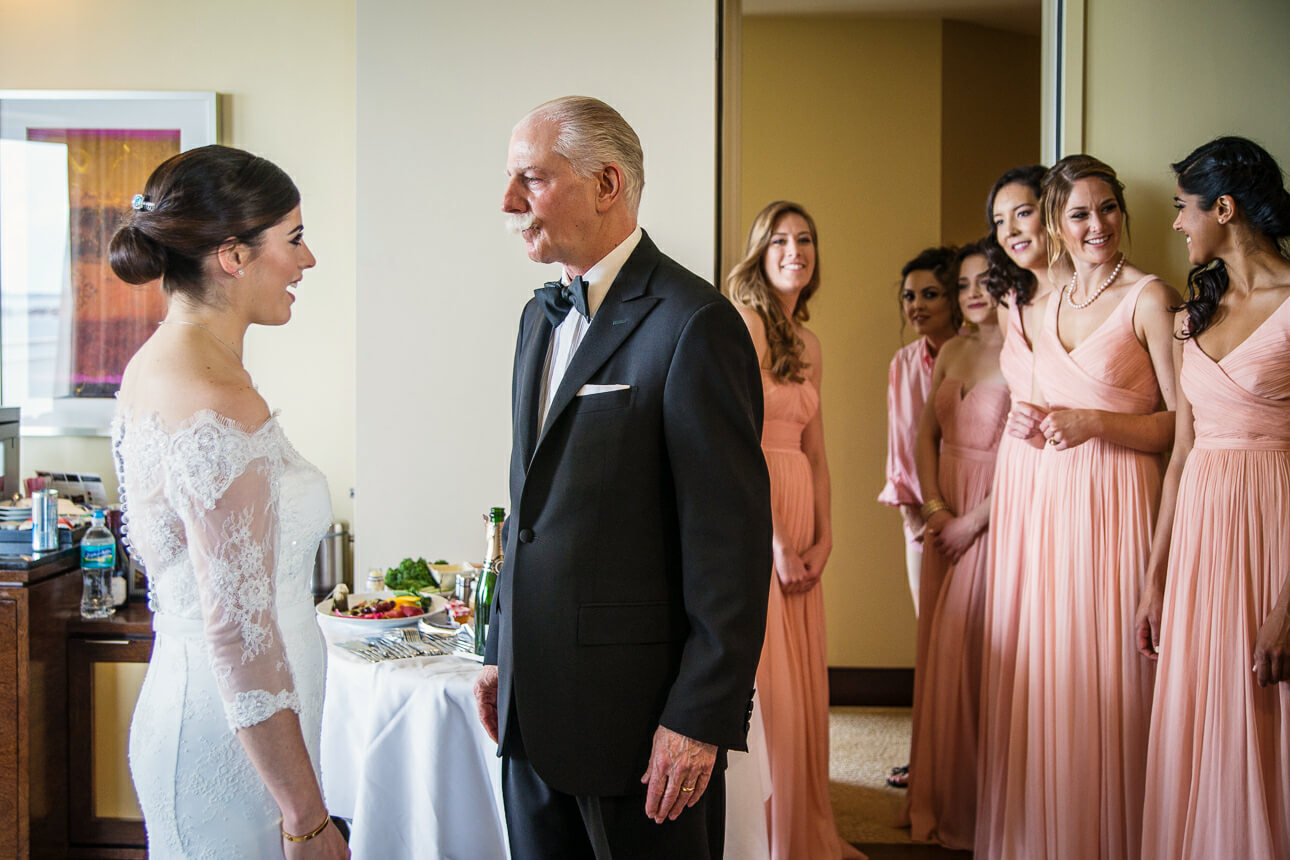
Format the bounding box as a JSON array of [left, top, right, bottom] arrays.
[[109, 145, 300, 304], [1172, 136, 1290, 338]]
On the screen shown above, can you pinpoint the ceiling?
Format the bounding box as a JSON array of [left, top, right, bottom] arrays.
[[742, 0, 1042, 36]]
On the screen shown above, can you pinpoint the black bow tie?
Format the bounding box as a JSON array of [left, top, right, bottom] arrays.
[[535, 275, 591, 327]]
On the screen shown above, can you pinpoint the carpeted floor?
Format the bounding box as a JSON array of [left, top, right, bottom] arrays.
[[828, 706, 972, 858], [829, 706, 914, 845]]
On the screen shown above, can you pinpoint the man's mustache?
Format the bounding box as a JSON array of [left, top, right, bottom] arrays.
[[505, 213, 536, 235]]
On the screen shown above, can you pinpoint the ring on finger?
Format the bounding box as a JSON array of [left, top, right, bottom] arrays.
[[681, 785, 695, 792]]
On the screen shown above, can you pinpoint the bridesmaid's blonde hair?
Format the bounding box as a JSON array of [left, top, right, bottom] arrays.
[[725, 201, 820, 384], [1041, 154, 1131, 269]]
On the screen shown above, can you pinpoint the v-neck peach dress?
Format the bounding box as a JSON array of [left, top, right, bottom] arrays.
[[1141, 297, 1290, 860], [902, 375, 1010, 849], [975, 297, 1045, 859], [756, 369, 863, 860], [999, 275, 1163, 860]]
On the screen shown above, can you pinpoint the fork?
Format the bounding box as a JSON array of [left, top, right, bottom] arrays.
[[369, 637, 415, 659], [384, 628, 452, 657], [335, 640, 382, 662]]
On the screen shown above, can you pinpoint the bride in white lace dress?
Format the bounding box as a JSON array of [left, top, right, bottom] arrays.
[[109, 145, 348, 859]]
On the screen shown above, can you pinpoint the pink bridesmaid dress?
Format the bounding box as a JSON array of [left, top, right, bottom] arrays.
[[1142, 298, 1290, 859], [975, 298, 1044, 859], [756, 369, 862, 860], [902, 374, 1010, 849], [1000, 275, 1163, 860]]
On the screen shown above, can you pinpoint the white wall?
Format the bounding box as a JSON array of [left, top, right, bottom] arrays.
[[354, 1, 719, 572], [1082, 0, 1290, 290], [0, 0, 357, 526]]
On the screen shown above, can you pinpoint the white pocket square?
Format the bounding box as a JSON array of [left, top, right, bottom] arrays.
[[576, 383, 630, 396]]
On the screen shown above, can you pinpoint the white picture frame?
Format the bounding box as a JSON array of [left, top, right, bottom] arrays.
[[0, 90, 218, 436]]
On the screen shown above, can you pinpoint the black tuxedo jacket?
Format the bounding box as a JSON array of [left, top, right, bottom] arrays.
[[484, 231, 771, 797]]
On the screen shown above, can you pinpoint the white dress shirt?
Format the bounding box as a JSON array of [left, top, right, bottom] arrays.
[[538, 226, 643, 431]]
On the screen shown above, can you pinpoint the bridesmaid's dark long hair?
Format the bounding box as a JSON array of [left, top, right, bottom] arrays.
[[983, 165, 1046, 308], [1173, 136, 1290, 338]]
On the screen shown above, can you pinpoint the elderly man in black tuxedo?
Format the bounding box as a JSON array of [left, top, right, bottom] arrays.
[[472, 96, 771, 859]]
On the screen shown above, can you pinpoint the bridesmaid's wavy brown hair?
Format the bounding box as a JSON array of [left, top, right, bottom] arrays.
[[725, 201, 820, 384]]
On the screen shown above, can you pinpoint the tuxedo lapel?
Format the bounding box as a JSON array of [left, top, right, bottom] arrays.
[[517, 312, 552, 469], [535, 233, 663, 452]]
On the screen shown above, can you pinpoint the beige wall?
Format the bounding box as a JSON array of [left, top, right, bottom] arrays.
[[1082, 0, 1290, 290], [0, 0, 357, 524], [941, 20, 1042, 244], [742, 17, 944, 667], [742, 15, 1040, 668], [352, 0, 719, 573]]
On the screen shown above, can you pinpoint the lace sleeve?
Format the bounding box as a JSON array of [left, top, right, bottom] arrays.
[[166, 419, 299, 731]]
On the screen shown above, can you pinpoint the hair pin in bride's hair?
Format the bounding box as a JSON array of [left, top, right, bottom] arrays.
[[131, 193, 155, 212]]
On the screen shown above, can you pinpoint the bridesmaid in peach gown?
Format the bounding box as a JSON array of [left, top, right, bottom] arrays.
[[975, 164, 1057, 860], [727, 201, 862, 860], [1136, 137, 1290, 859], [1001, 155, 1179, 860], [901, 242, 1009, 849]]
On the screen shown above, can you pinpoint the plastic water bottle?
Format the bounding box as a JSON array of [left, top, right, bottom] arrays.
[[80, 509, 116, 619]]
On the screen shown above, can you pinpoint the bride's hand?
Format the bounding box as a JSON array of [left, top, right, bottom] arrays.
[[283, 818, 350, 859]]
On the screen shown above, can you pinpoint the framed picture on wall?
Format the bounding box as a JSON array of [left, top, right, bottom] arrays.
[[0, 90, 218, 436]]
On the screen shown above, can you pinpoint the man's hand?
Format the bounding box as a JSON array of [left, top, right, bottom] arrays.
[[474, 665, 499, 742], [640, 725, 716, 824]]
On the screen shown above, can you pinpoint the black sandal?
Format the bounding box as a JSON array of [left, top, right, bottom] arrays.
[[887, 763, 910, 788]]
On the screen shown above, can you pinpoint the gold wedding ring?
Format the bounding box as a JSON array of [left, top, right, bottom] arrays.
[[681, 784, 695, 792], [1047, 438, 1058, 446]]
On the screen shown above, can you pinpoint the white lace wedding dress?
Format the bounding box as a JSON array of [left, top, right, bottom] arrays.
[[113, 409, 332, 859]]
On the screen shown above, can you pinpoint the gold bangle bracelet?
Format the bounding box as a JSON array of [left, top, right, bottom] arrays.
[[282, 812, 331, 843], [920, 499, 950, 520]]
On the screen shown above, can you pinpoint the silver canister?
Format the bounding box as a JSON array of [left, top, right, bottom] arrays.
[[31, 489, 59, 551], [454, 570, 476, 607], [312, 521, 351, 599]]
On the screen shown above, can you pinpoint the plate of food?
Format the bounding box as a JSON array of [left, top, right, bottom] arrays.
[[316, 586, 447, 632]]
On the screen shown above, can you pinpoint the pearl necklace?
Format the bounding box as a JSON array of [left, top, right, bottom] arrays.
[[1065, 254, 1125, 309], [158, 320, 243, 361]]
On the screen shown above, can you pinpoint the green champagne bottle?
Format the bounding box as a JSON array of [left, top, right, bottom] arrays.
[[474, 506, 504, 656]]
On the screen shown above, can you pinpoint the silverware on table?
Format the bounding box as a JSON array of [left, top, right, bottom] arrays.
[[335, 628, 456, 662]]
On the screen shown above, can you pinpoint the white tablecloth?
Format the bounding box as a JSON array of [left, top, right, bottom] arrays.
[[319, 625, 770, 860]]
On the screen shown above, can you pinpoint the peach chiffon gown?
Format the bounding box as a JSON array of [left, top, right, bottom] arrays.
[[1000, 275, 1163, 860], [902, 375, 1010, 849], [975, 298, 1044, 859], [1142, 300, 1290, 859], [756, 369, 863, 860]]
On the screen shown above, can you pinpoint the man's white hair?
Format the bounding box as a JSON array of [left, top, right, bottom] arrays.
[[525, 96, 644, 215]]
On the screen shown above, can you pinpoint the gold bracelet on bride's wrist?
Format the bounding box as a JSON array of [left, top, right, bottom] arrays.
[[281, 812, 331, 843]]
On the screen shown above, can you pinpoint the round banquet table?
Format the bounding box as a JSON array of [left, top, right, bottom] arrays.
[[318, 622, 771, 860]]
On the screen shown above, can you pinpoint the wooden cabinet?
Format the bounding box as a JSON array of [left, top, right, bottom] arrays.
[[66, 606, 152, 859], [0, 549, 80, 859], [0, 593, 20, 856]]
